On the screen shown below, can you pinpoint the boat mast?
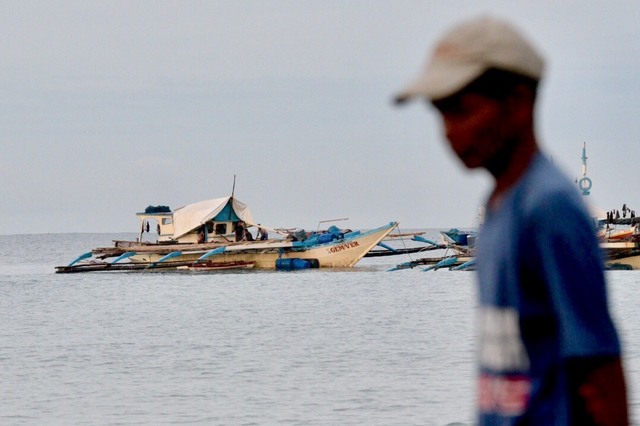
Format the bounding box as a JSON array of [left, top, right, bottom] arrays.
[[231, 174, 236, 200], [229, 174, 236, 221]]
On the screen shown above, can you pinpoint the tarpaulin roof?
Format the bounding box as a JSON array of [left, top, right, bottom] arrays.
[[171, 196, 254, 239]]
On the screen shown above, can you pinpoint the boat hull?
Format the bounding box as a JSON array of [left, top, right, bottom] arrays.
[[130, 223, 398, 269]]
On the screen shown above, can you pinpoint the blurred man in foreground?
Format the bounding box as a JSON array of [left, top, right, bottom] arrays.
[[395, 16, 628, 425]]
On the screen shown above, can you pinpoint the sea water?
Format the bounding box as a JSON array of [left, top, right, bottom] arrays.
[[1, 233, 639, 425]]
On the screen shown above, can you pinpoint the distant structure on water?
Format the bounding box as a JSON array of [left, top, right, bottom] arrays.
[[578, 142, 593, 197]]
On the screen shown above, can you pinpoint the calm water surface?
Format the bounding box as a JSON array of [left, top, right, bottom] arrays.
[[1, 233, 639, 425]]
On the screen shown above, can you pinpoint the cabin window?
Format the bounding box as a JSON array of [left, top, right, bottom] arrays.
[[215, 223, 228, 235], [162, 218, 173, 225], [206, 222, 214, 233]]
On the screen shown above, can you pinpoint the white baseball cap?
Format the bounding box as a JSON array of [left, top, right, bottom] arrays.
[[394, 16, 545, 103]]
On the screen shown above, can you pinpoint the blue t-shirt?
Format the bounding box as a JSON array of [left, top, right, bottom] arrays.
[[475, 154, 621, 425]]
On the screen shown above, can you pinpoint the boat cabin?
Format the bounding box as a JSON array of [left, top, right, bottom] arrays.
[[136, 196, 255, 244]]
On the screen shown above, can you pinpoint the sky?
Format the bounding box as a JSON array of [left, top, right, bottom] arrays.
[[2, 1, 640, 234]]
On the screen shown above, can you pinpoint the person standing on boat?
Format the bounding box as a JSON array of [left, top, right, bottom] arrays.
[[257, 225, 269, 241], [395, 16, 628, 425], [235, 222, 246, 242]]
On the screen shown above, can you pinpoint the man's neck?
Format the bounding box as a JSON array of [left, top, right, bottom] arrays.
[[488, 136, 539, 209]]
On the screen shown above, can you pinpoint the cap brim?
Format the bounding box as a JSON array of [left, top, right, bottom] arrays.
[[394, 61, 485, 104]]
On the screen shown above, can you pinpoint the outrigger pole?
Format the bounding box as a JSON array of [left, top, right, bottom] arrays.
[[316, 217, 349, 233]]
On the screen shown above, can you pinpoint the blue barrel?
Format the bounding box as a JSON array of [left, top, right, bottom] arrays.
[[276, 258, 312, 270]]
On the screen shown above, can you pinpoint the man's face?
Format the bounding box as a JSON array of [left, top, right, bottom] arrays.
[[432, 92, 513, 171]]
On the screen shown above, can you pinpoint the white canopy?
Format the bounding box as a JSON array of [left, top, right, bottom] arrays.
[[171, 196, 254, 239]]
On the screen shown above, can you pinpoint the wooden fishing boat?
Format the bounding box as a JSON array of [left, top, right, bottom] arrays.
[[55, 195, 398, 273], [597, 217, 640, 269], [386, 229, 476, 272]]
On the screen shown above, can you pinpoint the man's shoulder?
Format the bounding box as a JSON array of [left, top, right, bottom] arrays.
[[519, 155, 584, 213]]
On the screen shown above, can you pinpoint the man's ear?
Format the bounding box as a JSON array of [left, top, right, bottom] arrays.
[[507, 85, 536, 126]]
